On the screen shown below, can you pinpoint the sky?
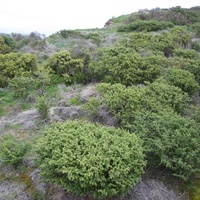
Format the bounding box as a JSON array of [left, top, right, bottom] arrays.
[[0, 0, 200, 36]]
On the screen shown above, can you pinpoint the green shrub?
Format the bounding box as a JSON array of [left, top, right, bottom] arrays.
[[191, 22, 200, 36], [144, 80, 190, 114], [173, 48, 199, 59], [90, 47, 164, 85], [2, 35, 16, 50], [167, 57, 200, 83], [0, 134, 30, 167], [117, 20, 174, 32], [46, 51, 88, 85], [82, 97, 101, 115], [36, 120, 145, 199], [191, 41, 200, 52], [0, 53, 37, 87], [35, 96, 49, 119], [9, 76, 37, 99], [0, 37, 12, 54], [161, 68, 199, 96], [122, 28, 191, 56], [96, 82, 189, 125], [129, 112, 200, 181]]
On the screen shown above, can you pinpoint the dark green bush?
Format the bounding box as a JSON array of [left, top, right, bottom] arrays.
[[0, 37, 12, 54], [191, 22, 200, 36], [191, 41, 200, 52], [117, 20, 174, 32], [36, 120, 145, 199], [129, 112, 200, 181]]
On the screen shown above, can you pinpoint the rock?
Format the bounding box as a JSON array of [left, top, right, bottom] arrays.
[[26, 94, 36, 103], [30, 169, 46, 194], [22, 155, 37, 168], [80, 84, 97, 103], [0, 121, 6, 133], [95, 106, 119, 127], [11, 109, 41, 129], [49, 106, 83, 122], [103, 34, 118, 46], [58, 100, 67, 107], [123, 179, 178, 200], [0, 181, 30, 200], [46, 184, 84, 200]]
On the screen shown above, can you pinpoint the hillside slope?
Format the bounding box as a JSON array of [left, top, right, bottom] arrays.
[[0, 6, 200, 200]]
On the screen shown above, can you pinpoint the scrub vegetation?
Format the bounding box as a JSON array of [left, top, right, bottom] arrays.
[[0, 5, 200, 200]]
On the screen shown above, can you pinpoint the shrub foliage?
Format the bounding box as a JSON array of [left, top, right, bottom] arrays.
[[0, 135, 30, 167], [129, 112, 200, 181], [36, 120, 145, 199]]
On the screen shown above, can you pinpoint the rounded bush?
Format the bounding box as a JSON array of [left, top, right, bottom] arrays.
[[130, 112, 200, 181], [161, 68, 199, 96], [36, 120, 145, 199]]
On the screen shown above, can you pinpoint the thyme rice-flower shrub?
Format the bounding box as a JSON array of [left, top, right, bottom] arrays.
[[36, 120, 145, 199]]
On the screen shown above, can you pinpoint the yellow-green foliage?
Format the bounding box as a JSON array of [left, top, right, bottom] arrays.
[[90, 47, 164, 86], [96, 81, 189, 120], [46, 51, 87, 85], [0, 134, 30, 167], [36, 120, 145, 199], [161, 68, 199, 96], [0, 53, 37, 87], [190, 179, 200, 200]]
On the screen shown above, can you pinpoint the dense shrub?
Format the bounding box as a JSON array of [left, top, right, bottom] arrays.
[[161, 68, 199, 96], [96, 81, 189, 124], [90, 47, 164, 85], [129, 112, 200, 181], [46, 51, 89, 85], [0, 35, 15, 54], [167, 57, 200, 83], [36, 120, 145, 199], [118, 20, 174, 32], [0, 134, 30, 167], [0, 53, 37, 87], [173, 48, 199, 59], [9, 76, 38, 99], [191, 22, 200, 36], [191, 41, 200, 52], [122, 27, 191, 57]]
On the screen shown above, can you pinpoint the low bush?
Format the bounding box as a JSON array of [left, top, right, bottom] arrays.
[[45, 51, 89, 85], [161, 68, 199, 96], [96, 81, 189, 125], [89, 47, 164, 85], [0, 134, 30, 167], [9, 76, 38, 99], [129, 112, 200, 181], [36, 120, 145, 199], [117, 20, 174, 32], [0, 53, 37, 87]]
